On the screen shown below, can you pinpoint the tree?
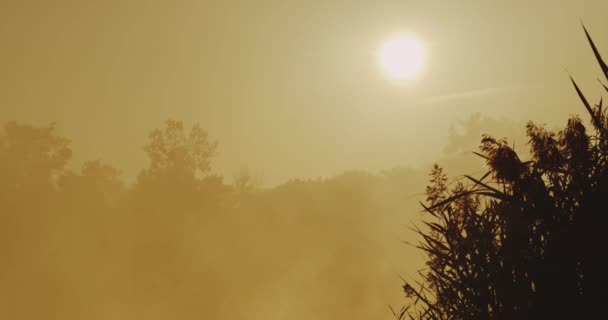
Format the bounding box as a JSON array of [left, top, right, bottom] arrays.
[[127, 119, 225, 310], [143, 119, 217, 178], [399, 26, 608, 320], [0, 121, 72, 260], [0, 121, 71, 196], [132, 119, 220, 210]]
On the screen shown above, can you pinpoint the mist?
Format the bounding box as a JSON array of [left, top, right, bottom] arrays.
[[0, 116, 526, 319], [2, 1, 608, 319]]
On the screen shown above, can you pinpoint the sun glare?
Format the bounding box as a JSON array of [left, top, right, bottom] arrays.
[[379, 35, 425, 81]]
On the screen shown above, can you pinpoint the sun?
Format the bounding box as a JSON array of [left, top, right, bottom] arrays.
[[379, 35, 426, 80]]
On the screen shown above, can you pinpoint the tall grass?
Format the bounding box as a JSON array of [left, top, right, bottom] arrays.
[[398, 25, 608, 320]]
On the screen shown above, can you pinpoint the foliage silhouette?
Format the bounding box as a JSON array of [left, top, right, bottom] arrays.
[[398, 26, 608, 320]]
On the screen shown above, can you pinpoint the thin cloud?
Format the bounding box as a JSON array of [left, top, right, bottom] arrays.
[[418, 87, 508, 105]]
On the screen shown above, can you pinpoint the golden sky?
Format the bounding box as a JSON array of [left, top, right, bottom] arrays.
[[2, 0, 608, 184], [3, 2, 608, 320]]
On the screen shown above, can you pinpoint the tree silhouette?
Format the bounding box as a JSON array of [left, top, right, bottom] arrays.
[[143, 119, 217, 178], [398, 26, 608, 320], [0, 121, 71, 196], [132, 119, 220, 211]]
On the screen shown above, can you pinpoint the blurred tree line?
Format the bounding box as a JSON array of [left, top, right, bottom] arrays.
[[2, 114, 472, 319]]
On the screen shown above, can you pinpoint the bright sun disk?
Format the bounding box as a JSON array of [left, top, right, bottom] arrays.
[[379, 35, 425, 80]]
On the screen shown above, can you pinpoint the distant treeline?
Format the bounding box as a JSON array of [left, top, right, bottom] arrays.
[[0, 117, 433, 320]]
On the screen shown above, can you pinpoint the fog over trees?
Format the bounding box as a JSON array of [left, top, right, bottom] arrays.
[[0, 105, 524, 320]]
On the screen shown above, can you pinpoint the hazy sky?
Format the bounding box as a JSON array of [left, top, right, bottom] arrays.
[[2, 0, 608, 184]]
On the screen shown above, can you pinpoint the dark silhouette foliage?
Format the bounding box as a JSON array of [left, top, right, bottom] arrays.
[[399, 26, 608, 320]]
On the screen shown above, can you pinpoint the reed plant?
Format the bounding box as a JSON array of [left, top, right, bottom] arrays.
[[397, 25, 608, 320]]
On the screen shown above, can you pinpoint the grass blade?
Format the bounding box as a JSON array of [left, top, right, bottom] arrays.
[[583, 24, 608, 81], [571, 76, 606, 136]]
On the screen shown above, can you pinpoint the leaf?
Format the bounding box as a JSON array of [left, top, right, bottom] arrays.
[[571, 76, 606, 136], [583, 24, 608, 81], [472, 151, 489, 160], [425, 190, 477, 211], [389, 305, 398, 318], [464, 175, 508, 198], [599, 78, 608, 93], [478, 170, 492, 183], [419, 201, 440, 217]]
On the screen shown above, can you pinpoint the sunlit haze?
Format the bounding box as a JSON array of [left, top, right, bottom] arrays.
[[1, 1, 608, 320]]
